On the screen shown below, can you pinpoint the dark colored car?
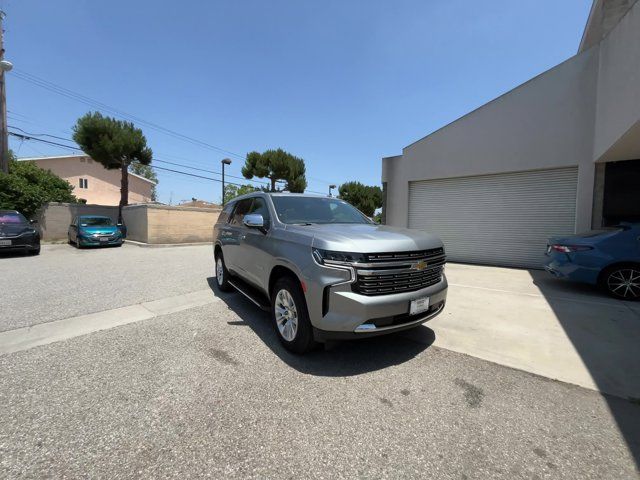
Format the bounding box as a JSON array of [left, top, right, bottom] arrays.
[[0, 210, 41, 255], [545, 223, 640, 300], [68, 215, 124, 248]]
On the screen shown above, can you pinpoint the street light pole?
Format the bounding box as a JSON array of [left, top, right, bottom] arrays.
[[221, 158, 232, 205], [0, 11, 12, 174]]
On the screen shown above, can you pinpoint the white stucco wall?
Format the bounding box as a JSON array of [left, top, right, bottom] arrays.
[[383, 48, 600, 231], [593, 0, 640, 161]]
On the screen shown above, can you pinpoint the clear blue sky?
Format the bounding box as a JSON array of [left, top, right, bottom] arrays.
[[3, 0, 592, 204]]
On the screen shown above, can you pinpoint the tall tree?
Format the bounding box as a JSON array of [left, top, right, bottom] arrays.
[[241, 148, 307, 192], [0, 152, 77, 218], [338, 181, 383, 217], [129, 161, 158, 201], [73, 112, 153, 222], [223, 183, 260, 204]]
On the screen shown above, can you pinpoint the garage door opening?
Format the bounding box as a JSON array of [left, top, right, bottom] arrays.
[[408, 167, 578, 268], [603, 159, 640, 226]]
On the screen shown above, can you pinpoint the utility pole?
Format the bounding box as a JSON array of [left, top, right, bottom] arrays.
[[0, 11, 11, 174]]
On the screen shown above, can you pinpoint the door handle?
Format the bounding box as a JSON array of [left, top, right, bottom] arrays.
[[239, 234, 246, 240]]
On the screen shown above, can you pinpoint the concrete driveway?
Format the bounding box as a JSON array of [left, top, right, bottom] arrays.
[[0, 245, 639, 478], [435, 263, 640, 400]]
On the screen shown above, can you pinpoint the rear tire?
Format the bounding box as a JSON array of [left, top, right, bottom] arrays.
[[214, 252, 233, 292], [271, 276, 317, 354], [600, 264, 640, 301]]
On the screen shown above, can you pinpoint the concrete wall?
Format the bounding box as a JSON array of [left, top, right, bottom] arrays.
[[37, 203, 221, 244], [383, 48, 600, 231], [593, 0, 640, 161], [146, 205, 222, 244], [35, 203, 120, 241], [22, 156, 154, 206], [121, 204, 149, 243], [382, 0, 640, 235], [123, 204, 222, 244]]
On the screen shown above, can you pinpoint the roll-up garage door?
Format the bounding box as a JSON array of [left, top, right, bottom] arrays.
[[408, 167, 578, 268]]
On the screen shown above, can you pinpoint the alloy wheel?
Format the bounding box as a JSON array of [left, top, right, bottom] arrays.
[[607, 268, 640, 300], [275, 289, 298, 341], [216, 258, 224, 286]]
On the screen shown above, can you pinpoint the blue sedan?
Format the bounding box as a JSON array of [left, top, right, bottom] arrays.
[[68, 215, 124, 248], [545, 223, 640, 300]]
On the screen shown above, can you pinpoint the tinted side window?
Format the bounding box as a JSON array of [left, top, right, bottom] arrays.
[[217, 202, 235, 224], [229, 199, 253, 225], [248, 197, 270, 226]]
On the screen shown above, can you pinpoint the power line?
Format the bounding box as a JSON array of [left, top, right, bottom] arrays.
[[8, 125, 78, 143], [8, 124, 272, 188], [8, 131, 81, 151], [11, 69, 246, 159], [8, 127, 327, 194], [148, 165, 248, 187], [8, 75, 337, 190]]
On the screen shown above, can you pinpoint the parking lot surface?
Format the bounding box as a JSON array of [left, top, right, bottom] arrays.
[[1, 245, 639, 478]]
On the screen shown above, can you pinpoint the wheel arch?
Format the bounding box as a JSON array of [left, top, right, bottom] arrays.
[[268, 264, 304, 299], [597, 260, 640, 285]]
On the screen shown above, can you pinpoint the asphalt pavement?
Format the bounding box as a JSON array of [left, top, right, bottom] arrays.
[[0, 244, 214, 332], [0, 244, 638, 478]]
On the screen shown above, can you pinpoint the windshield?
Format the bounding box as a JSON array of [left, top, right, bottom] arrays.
[[0, 212, 28, 225], [80, 217, 114, 227], [271, 196, 371, 225]]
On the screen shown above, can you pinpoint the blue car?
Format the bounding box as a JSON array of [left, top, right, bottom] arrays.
[[68, 215, 124, 248], [545, 223, 640, 300]]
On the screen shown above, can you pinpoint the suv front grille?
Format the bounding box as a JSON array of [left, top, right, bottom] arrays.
[[353, 249, 445, 296]]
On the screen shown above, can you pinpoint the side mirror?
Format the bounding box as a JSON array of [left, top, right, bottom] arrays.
[[243, 214, 264, 229], [29, 219, 37, 225]]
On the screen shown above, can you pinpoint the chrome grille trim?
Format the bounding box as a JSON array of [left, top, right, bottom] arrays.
[[352, 249, 445, 296]]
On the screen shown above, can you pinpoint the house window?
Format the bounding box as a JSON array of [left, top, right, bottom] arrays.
[[79, 178, 89, 189]]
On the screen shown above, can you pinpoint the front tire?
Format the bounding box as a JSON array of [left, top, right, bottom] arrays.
[[271, 277, 317, 354], [601, 264, 640, 301], [214, 253, 233, 292]]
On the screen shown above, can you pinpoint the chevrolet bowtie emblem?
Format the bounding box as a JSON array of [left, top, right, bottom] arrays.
[[413, 260, 428, 271]]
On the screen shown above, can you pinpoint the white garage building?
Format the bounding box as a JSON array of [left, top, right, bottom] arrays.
[[382, 0, 640, 268]]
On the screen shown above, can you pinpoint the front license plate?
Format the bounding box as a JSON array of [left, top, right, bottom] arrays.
[[410, 296, 430, 315], [0, 239, 11, 246], [99, 237, 109, 242]]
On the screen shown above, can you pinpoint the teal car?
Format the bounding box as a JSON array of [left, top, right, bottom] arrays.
[[68, 215, 124, 248]]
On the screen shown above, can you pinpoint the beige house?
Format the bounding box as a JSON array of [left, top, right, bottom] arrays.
[[382, 0, 640, 268], [19, 155, 156, 206]]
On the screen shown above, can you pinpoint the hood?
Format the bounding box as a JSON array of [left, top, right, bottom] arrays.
[[0, 223, 36, 237], [79, 225, 119, 235], [285, 223, 443, 253]]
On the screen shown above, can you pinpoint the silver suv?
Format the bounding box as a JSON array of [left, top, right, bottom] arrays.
[[213, 193, 447, 353]]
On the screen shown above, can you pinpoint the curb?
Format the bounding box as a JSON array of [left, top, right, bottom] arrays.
[[124, 240, 210, 248]]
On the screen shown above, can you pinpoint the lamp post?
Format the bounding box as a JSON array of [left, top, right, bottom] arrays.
[[329, 184, 336, 197], [221, 158, 232, 205]]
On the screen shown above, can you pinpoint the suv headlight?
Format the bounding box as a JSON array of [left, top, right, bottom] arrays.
[[312, 248, 366, 265]]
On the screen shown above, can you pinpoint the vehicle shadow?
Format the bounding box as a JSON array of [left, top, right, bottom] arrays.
[[0, 250, 30, 258], [530, 270, 640, 468], [206, 277, 435, 377]]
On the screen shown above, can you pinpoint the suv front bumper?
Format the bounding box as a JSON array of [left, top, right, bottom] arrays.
[[310, 275, 448, 340]]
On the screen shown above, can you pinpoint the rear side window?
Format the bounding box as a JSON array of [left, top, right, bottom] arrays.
[[217, 202, 235, 224], [229, 199, 253, 225]]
